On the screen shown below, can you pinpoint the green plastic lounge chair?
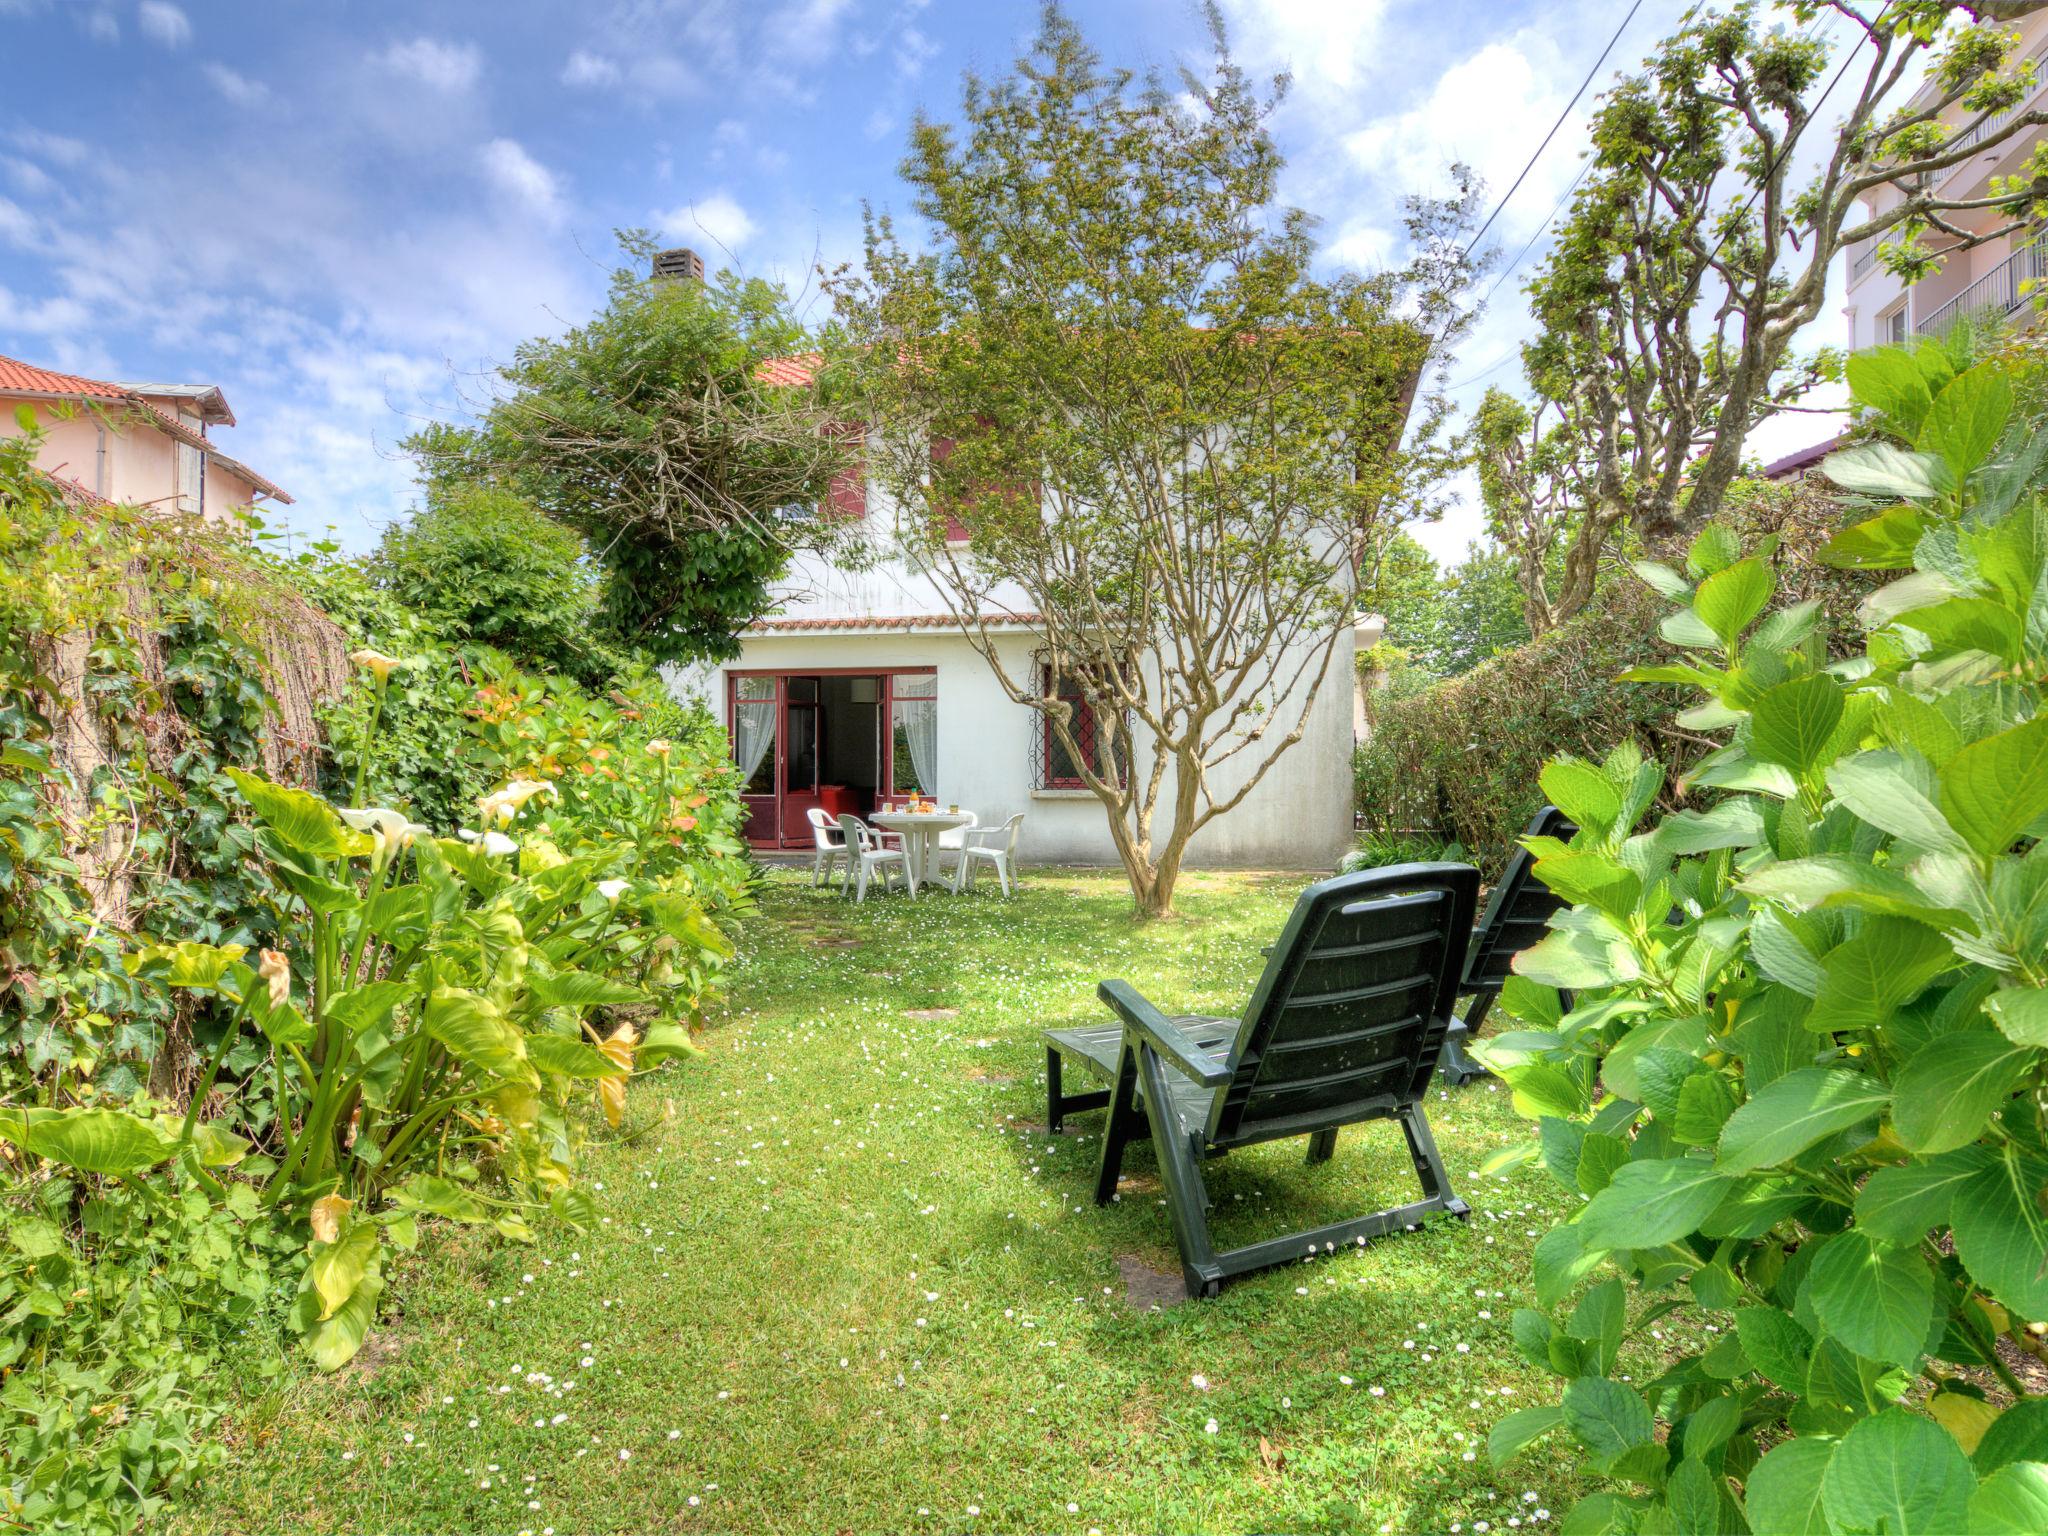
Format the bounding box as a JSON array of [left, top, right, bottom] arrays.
[[1438, 805, 1576, 1087], [1043, 862, 1481, 1298]]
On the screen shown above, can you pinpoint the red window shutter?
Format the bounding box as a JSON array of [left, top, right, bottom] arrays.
[[930, 435, 969, 541], [825, 422, 866, 520]]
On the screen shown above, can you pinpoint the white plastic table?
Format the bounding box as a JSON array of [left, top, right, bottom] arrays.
[[868, 810, 973, 895]]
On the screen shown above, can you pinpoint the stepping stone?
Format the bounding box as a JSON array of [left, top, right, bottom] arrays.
[[903, 1007, 958, 1020]]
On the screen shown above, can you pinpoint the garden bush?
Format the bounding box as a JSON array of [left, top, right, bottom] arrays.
[[1355, 477, 1877, 865], [1, 422, 752, 1530], [1476, 342, 2048, 1532]]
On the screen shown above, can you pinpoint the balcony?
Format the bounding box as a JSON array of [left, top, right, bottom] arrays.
[[1935, 41, 2048, 192], [1915, 238, 2048, 337], [1852, 243, 1879, 281]]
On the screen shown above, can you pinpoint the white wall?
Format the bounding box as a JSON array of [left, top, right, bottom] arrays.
[[676, 620, 1357, 870]]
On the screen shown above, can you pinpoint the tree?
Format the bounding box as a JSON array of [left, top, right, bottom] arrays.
[[371, 484, 616, 683], [1521, 1, 2048, 550], [404, 239, 849, 665], [1461, 387, 1608, 637], [827, 6, 1472, 916]]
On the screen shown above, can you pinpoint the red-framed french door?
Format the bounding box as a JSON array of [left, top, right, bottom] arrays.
[[728, 667, 938, 847]]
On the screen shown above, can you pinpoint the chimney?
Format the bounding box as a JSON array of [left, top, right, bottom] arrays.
[[651, 246, 705, 284]]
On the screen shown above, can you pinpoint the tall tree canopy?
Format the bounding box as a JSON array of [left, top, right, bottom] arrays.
[[405, 240, 848, 665], [1505, 0, 2048, 583], [827, 5, 1475, 915]]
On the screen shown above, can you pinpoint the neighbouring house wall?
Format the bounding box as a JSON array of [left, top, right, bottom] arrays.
[[677, 621, 1357, 870], [0, 397, 266, 519]]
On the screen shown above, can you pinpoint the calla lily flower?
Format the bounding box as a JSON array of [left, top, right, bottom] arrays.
[[348, 648, 403, 683], [257, 948, 291, 1009], [596, 879, 629, 902], [481, 831, 518, 858], [340, 806, 412, 841], [479, 778, 557, 826], [645, 739, 674, 759]]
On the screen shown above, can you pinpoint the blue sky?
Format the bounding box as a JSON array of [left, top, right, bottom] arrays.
[[3, 0, 1835, 561]]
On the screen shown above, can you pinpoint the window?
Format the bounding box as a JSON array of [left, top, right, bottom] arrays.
[[1883, 304, 1908, 346], [1035, 662, 1125, 790], [733, 675, 777, 796], [888, 673, 937, 796], [175, 412, 205, 515]]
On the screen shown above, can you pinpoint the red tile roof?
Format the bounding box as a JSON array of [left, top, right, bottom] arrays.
[[747, 612, 1043, 633], [0, 351, 291, 503], [0, 355, 129, 401], [756, 352, 822, 388]]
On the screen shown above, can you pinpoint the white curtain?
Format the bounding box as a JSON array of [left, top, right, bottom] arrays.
[[733, 698, 776, 786], [894, 675, 938, 795]]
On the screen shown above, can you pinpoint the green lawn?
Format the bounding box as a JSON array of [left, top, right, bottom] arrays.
[[184, 868, 1592, 1536]]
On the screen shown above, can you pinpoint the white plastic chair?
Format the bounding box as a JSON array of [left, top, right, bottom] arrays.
[[931, 810, 979, 885], [805, 807, 846, 888], [951, 813, 1024, 896], [838, 814, 907, 902]]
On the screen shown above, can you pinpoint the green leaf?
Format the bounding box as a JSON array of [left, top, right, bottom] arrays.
[[1488, 1405, 1566, 1470], [1743, 1435, 1836, 1536], [308, 1221, 380, 1322], [305, 1269, 383, 1372], [526, 1033, 627, 1079], [1892, 1028, 2032, 1155], [188, 1122, 251, 1168], [1634, 559, 1693, 599], [527, 970, 650, 1011], [1969, 1462, 2048, 1535], [324, 979, 413, 1036], [1561, 1376, 1654, 1464], [1976, 1400, 2048, 1473], [425, 987, 537, 1087], [1823, 440, 1954, 501], [1578, 1157, 1733, 1251], [1820, 1407, 1974, 1536], [550, 1187, 600, 1230], [1984, 988, 2048, 1049], [1821, 505, 1931, 570], [1744, 854, 1961, 926], [389, 1174, 491, 1224], [1688, 523, 1742, 577], [225, 768, 371, 859], [1539, 759, 1622, 835], [1693, 556, 1774, 650], [1576, 1132, 1630, 1196], [1672, 1072, 1736, 1146], [127, 938, 247, 989], [1715, 1068, 1890, 1175], [1952, 1147, 2048, 1319], [1826, 751, 1972, 857], [1917, 363, 2013, 484], [638, 1019, 702, 1066], [1939, 716, 2048, 861], [1807, 1229, 1935, 1369], [1847, 345, 1937, 436], [1854, 1147, 1993, 1245], [1533, 1223, 1606, 1309], [1807, 917, 1960, 1035], [1653, 799, 1767, 856], [1568, 1278, 1627, 1376], [1735, 1306, 1815, 1389], [0, 1107, 176, 1174], [1749, 675, 1846, 777]]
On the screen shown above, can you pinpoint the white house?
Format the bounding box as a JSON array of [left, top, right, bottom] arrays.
[[668, 355, 1364, 870]]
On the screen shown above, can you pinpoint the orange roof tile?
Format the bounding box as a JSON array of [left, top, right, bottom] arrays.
[[746, 612, 1043, 633], [755, 352, 822, 388]]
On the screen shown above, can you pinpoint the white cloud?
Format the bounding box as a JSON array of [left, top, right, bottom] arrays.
[[377, 37, 483, 93], [11, 129, 90, 167], [203, 62, 269, 107], [660, 192, 756, 254], [863, 108, 894, 142], [1220, 0, 1391, 95], [137, 1, 190, 48], [479, 138, 564, 224], [4, 158, 53, 197], [561, 49, 620, 88]]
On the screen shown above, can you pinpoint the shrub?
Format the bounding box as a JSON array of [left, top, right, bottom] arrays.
[[371, 484, 618, 685], [1356, 478, 1877, 865], [1476, 343, 2048, 1531]]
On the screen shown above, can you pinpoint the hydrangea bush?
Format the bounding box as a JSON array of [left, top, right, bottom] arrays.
[[1478, 345, 2048, 1533]]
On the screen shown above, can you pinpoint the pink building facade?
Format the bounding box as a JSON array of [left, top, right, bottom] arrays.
[[1844, 15, 2048, 350], [0, 354, 290, 518]]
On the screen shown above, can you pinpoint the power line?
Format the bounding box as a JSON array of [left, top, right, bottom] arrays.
[[1466, 0, 1647, 252]]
